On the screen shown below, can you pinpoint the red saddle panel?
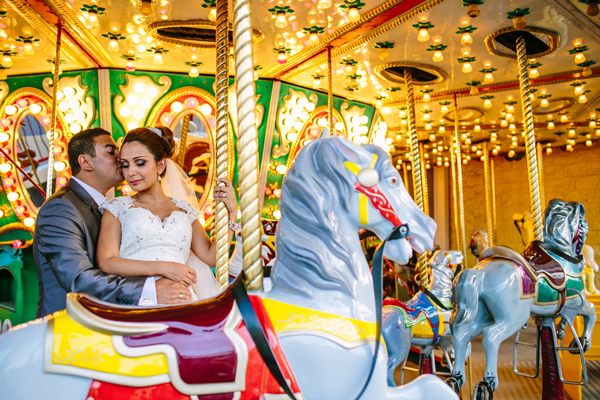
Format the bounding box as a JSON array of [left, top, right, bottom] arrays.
[[522, 243, 565, 289]]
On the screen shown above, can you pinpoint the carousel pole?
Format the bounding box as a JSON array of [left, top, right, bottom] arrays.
[[402, 163, 409, 191], [452, 93, 472, 398], [449, 136, 461, 252], [516, 37, 543, 240], [214, 0, 231, 290], [327, 47, 333, 134], [537, 141, 545, 212], [46, 23, 62, 199], [177, 114, 191, 167], [483, 141, 494, 246], [233, 0, 263, 290], [419, 142, 430, 217], [403, 70, 429, 291]]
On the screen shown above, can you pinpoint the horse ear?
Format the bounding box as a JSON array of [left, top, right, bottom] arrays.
[[329, 136, 371, 165]]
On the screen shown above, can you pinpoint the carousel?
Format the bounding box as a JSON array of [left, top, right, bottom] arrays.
[[0, 0, 599, 398]]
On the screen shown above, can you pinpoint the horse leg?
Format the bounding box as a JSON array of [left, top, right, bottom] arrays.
[[448, 316, 486, 392], [382, 307, 411, 386], [579, 299, 596, 351]]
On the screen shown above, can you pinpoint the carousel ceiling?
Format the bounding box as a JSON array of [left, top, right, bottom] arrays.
[[1, 0, 600, 162]]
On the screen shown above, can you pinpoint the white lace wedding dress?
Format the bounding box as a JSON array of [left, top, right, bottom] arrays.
[[99, 195, 220, 302]]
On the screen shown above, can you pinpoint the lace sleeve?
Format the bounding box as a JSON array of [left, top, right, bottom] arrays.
[[99, 197, 133, 219], [171, 197, 201, 224]]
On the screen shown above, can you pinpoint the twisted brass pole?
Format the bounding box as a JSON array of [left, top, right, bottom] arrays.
[[403, 163, 409, 191], [516, 37, 543, 240], [419, 142, 429, 217], [327, 47, 333, 134], [483, 141, 494, 246], [449, 136, 461, 251], [403, 70, 428, 288], [234, 0, 263, 290], [537, 142, 545, 213], [214, 0, 231, 290], [452, 94, 467, 264], [177, 114, 190, 167], [46, 23, 62, 199]]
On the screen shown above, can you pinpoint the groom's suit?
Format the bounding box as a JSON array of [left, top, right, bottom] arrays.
[[34, 178, 145, 317]]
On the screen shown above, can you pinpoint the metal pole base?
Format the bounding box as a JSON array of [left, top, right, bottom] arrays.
[[541, 326, 566, 400]]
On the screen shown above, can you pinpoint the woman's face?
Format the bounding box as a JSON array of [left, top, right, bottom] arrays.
[[120, 141, 165, 192]]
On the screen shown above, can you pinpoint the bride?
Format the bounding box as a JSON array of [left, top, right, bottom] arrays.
[[96, 126, 238, 303]]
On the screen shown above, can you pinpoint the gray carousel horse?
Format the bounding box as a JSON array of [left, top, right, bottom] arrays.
[[0, 137, 457, 400], [470, 229, 489, 261], [448, 199, 596, 397], [382, 250, 465, 386]]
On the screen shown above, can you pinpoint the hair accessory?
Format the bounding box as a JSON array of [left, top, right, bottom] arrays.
[[147, 127, 162, 137]]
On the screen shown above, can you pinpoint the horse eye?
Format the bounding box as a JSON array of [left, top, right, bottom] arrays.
[[388, 176, 398, 186]]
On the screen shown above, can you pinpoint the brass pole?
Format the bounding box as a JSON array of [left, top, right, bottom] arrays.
[[214, 0, 231, 290], [516, 37, 543, 240], [177, 114, 191, 167], [449, 136, 461, 251], [233, 0, 263, 290], [403, 69, 428, 288], [419, 142, 429, 217], [452, 94, 467, 264], [537, 142, 545, 213], [491, 157, 497, 234], [46, 23, 62, 199], [402, 163, 409, 191], [327, 47, 333, 134], [483, 141, 494, 246]]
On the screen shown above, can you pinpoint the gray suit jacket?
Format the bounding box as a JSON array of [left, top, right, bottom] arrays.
[[34, 179, 145, 317]]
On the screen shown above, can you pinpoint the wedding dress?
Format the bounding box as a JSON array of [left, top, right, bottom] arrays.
[[99, 195, 221, 302]]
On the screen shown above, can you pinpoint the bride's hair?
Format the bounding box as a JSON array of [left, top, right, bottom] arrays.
[[122, 126, 176, 176]]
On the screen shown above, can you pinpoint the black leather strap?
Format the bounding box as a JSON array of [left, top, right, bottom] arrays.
[[422, 286, 452, 311], [354, 223, 410, 399], [531, 240, 583, 264], [231, 276, 297, 400]]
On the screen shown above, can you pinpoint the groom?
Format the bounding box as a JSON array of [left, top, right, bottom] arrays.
[[34, 128, 192, 317]]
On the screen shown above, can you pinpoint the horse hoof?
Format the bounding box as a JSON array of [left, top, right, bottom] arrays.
[[445, 377, 461, 394], [472, 381, 494, 400], [569, 337, 588, 354]]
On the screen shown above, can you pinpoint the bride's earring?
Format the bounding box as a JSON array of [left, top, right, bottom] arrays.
[[158, 173, 162, 182]]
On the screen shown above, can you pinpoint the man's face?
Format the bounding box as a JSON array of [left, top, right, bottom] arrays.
[[90, 135, 123, 188]]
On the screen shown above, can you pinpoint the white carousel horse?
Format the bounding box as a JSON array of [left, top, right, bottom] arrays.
[[469, 229, 489, 260], [449, 199, 596, 396], [0, 137, 457, 400], [381, 250, 465, 386]]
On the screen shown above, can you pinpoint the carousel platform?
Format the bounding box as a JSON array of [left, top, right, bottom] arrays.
[[396, 324, 600, 399]]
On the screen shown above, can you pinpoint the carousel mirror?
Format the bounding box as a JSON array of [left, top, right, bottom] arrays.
[[17, 113, 49, 208]]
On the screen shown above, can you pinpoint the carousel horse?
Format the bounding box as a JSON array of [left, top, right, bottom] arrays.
[[0, 137, 457, 400], [513, 211, 534, 246], [381, 250, 464, 386], [470, 229, 489, 260], [448, 199, 596, 397], [583, 244, 599, 295]]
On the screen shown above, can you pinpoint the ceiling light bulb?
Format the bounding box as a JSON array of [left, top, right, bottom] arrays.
[[438, 126, 445, 133], [189, 66, 199, 77], [108, 38, 120, 52], [560, 114, 568, 122], [440, 105, 448, 113], [22, 42, 34, 56], [483, 99, 492, 108], [429, 134, 436, 142], [348, 7, 360, 23], [277, 51, 287, 63], [425, 123, 432, 130], [417, 27, 430, 42], [540, 98, 549, 108], [87, 12, 99, 27], [275, 12, 288, 28], [1, 55, 11, 68], [398, 110, 407, 118], [529, 68, 539, 79], [153, 52, 163, 65], [423, 112, 430, 120], [590, 120, 596, 128], [140, 0, 153, 16], [547, 121, 555, 129], [309, 32, 320, 46], [432, 50, 443, 63], [0, 29, 7, 39], [318, 0, 332, 9], [126, 60, 135, 71], [313, 77, 321, 87], [579, 94, 588, 103], [379, 48, 390, 60], [423, 93, 431, 102], [574, 51, 586, 64], [574, 86, 584, 95], [484, 72, 494, 83], [474, 124, 481, 132], [462, 62, 472, 73], [208, 6, 217, 22], [501, 120, 508, 127], [461, 31, 473, 46]]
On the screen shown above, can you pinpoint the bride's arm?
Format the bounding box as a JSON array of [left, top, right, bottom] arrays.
[[190, 218, 234, 267], [97, 211, 197, 286]]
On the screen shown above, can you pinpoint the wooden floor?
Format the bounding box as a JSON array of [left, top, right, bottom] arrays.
[[395, 324, 600, 399]]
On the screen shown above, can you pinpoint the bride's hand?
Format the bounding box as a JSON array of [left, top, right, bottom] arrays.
[[213, 178, 238, 219], [162, 263, 198, 286]]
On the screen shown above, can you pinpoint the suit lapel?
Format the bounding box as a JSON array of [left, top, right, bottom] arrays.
[[68, 179, 103, 221]]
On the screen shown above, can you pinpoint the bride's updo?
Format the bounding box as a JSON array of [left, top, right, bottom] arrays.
[[122, 126, 175, 176]]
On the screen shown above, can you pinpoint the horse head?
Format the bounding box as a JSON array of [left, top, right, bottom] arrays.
[[544, 199, 588, 259], [469, 229, 488, 257], [428, 250, 464, 298]]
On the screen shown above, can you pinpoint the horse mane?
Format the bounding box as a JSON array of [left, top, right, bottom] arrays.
[[543, 198, 586, 257], [271, 138, 387, 299]]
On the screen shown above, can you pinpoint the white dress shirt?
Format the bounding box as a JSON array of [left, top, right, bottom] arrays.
[[71, 177, 157, 306]]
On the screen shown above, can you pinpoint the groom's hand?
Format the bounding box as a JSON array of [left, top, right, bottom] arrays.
[[156, 279, 193, 304]]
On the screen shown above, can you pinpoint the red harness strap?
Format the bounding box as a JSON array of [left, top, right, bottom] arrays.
[[354, 182, 402, 227]]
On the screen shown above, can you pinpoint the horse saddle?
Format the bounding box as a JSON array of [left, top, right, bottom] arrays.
[[44, 287, 302, 398], [383, 292, 444, 342]]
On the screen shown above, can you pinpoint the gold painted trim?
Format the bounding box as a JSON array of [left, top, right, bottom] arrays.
[[265, 0, 447, 79], [145, 20, 264, 51], [5, 0, 90, 68], [281, 0, 448, 80], [374, 62, 448, 86], [285, 105, 346, 171], [382, 67, 600, 106], [532, 97, 575, 115], [0, 222, 33, 236], [484, 26, 561, 60], [442, 107, 485, 123], [42, 0, 116, 67], [145, 86, 234, 187]]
